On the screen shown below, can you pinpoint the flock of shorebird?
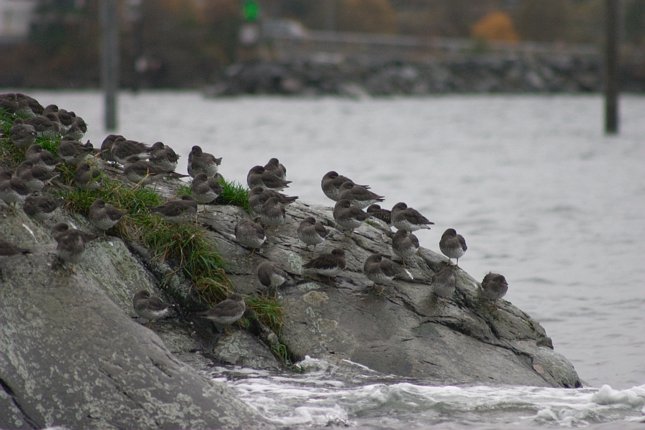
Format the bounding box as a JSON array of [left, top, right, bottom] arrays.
[[1, 92, 509, 336]]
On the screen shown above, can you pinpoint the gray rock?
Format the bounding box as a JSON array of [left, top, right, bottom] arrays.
[[0, 212, 272, 430]]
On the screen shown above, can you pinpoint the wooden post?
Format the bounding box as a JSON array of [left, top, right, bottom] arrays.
[[604, 0, 619, 134], [100, 0, 119, 131]]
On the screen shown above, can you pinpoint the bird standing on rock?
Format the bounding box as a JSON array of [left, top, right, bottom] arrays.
[[333, 199, 368, 234], [188, 145, 221, 178], [366, 204, 391, 224], [297, 216, 329, 251], [149, 141, 179, 173], [480, 272, 508, 302], [198, 293, 246, 332], [248, 186, 297, 215], [191, 173, 222, 205], [247, 165, 291, 190], [439, 228, 467, 266], [337, 182, 385, 209], [23, 192, 60, 221], [391, 229, 420, 262], [303, 248, 346, 278], [52, 222, 98, 265], [111, 139, 150, 165], [74, 161, 102, 190], [89, 199, 124, 231], [264, 157, 287, 180], [133, 290, 174, 322], [234, 217, 266, 250], [256, 261, 289, 291], [9, 123, 37, 149], [391, 202, 434, 232], [258, 196, 286, 227], [321, 171, 369, 202], [363, 254, 412, 289], [151, 196, 197, 224], [0, 169, 30, 206]]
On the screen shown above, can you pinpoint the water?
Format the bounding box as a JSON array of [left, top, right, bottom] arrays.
[[19, 90, 645, 428]]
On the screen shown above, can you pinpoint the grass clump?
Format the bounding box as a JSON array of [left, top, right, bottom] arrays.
[[219, 179, 250, 212], [247, 295, 284, 333]]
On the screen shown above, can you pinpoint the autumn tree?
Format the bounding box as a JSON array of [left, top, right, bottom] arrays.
[[471, 11, 519, 43]]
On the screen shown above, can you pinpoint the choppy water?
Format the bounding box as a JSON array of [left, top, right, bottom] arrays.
[[21, 90, 645, 428]]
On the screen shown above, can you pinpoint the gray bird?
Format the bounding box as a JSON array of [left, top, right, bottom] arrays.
[[303, 248, 346, 277], [297, 216, 329, 250], [391, 202, 434, 232], [391, 229, 420, 261], [439, 228, 467, 266], [258, 196, 286, 227], [337, 182, 385, 209], [366, 204, 391, 224], [23, 192, 60, 221], [333, 199, 368, 234], [198, 293, 246, 330], [433, 265, 456, 299], [0, 170, 30, 206], [234, 217, 266, 250], [264, 157, 286, 180], [191, 173, 223, 204], [88, 199, 124, 231], [111, 139, 150, 165], [247, 165, 291, 190], [100, 134, 125, 163], [321, 171, 369, 202], [9, 123, 37, 149], [149, 141, 179, 173], [63, 120, 86, 141], [480, 272, 509, 302], [188, 145, 221, 178], [24, 114, 60, 138], [52, 222, 98, 265], [133, 290, 174, 321], [151, 196, 197, 224], [25, 145, 59, 171], [58, 139, 94, 165], [256, 261, 289, 291], [0, 239, 31, 256], [123, 159, 164, 185], [15, 161, 54, 192], [363, 254, 412, 287], [74, 161, 102, 190], [248, 186, 297, 214]]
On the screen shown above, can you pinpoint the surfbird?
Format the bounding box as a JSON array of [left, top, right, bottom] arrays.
[[99, 134, 125, 163], [199, 293, 246, 331], [123, 158, 164, 185], [333, 199, 368, 234], [151, 196, 197, 224], [337, 182, 384, 209], [52, 222, 98, 265], [74, 161, 102, 190], [248, 186, 297, 214], [24, 114, 61, 138], [480, 272, 509, 302], [9, 123, 37, 149], [0, 239, 31, 256], [256, 261, 289, 291], [191, 173, 223, 204], [133, 290, 174, 322], [366, 204, 391, 224], [297, 216, 329, 250], [0, 170, 30, 206], [391, 202, 434, 232], [264, 157, 287, 180], [246, 165, 291, 190], [16, 161, 55, 192], [187, 145, 221, 178], [433, 265, 456, 299], [89, 199, 125, 231], [439, 228, 467, 266], [25, 144, 59, 171], [258, 196, 286, 227], [58, 139, 94, 165], [111, 138, 150, 165], [23, 192, 61, 221], [303, 248, 346, 277], [363, 254, 412, 288], [149, 141, 179, 173], [234, 217, 266, 250], [391, 229, 420, 261]]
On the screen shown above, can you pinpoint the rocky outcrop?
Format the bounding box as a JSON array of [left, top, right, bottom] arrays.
[[0, 210, 273, 430]]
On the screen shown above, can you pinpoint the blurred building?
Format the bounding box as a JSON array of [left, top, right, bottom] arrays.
[[0, 0, 36, 44]]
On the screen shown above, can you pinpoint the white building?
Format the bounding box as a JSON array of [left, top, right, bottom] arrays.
[[0, 0, 37, 43]]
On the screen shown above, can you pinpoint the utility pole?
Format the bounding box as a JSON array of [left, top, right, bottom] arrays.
[[604, 0, 619, 134], [100, 0, 119, 131]]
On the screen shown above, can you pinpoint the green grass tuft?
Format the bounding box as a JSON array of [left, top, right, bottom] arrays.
[[247, 295, 284, 333], [176, 184, 192, 197], [36, 134, 61, 154], [219, 179, 250, 212]]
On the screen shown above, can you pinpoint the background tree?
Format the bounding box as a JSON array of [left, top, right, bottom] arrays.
[[471, 11, 519, 43]]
